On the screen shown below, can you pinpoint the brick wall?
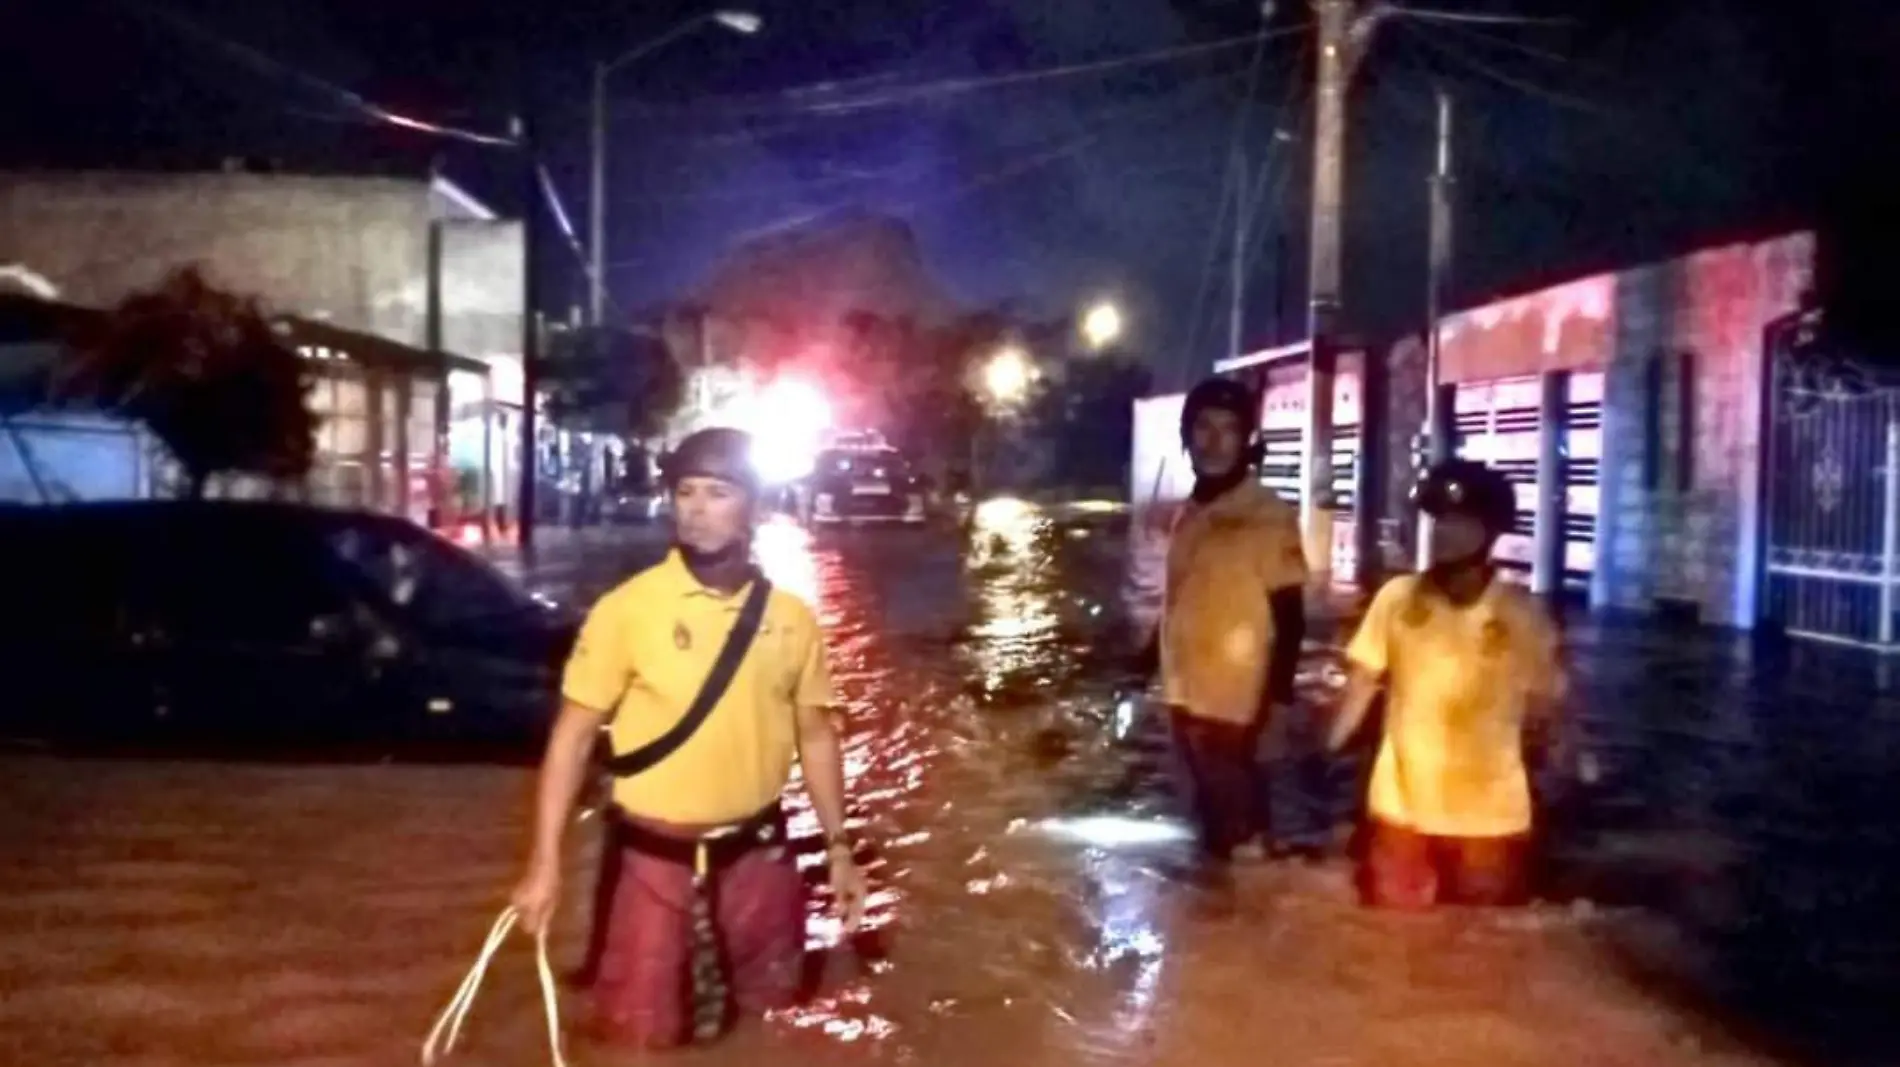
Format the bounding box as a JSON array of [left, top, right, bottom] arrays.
[[1594, 234, 1814, 626]]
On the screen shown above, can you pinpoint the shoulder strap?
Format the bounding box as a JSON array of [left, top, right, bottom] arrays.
[[602, 574, 774, 778]]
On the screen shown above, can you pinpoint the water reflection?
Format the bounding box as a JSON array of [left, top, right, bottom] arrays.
[[754, 514, 820, 605], [967, 497, 1062, 693], [1032, 815, 1194, 849]]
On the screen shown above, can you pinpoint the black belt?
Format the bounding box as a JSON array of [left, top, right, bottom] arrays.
[[605, 803, 786, 876]]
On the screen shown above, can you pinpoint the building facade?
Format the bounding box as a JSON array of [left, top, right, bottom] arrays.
[[1132, 232, 1820, 634], [0, 169, 524, 528], [0, 294, 492, 520]]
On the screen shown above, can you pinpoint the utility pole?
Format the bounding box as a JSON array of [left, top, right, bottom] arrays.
[[1302, 0, 1387, 584], [587, 12, 763, 328], [516, 112, 543, 555], [1418, 88, 1455, 570], [1228, 150, 1249, 362], [588, 66, 609, 328]]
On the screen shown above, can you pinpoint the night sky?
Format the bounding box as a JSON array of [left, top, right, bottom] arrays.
[[6, 0, 1894, 385]]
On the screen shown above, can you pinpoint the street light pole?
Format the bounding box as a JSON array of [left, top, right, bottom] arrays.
[[1418, 89, 1455, 571], [1228, 149, 1248, 362], [589, 63, 610, 327], [588, 11, 761, 327], [516, 112, 544, 555]]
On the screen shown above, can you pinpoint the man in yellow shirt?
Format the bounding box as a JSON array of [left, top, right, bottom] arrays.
[[1329, 458, 1566, 909], [1141, 377, 1308, 865], [509, 428, 867, 1048]]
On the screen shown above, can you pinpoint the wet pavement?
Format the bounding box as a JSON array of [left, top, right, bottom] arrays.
[[1, 501, 1897, 1065]]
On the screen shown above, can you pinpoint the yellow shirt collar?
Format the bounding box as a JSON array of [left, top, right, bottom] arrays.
[[654, 548, 760, 601]]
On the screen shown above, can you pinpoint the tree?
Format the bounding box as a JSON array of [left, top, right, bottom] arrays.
[[841, 308, 1013, 481], [1024, 352, 1153, 492], [542, 325, 686, 440], [60, 267, 316, 499]]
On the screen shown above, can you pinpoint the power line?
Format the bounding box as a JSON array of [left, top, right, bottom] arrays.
[[1177, 33, 1307, 384], [1398, 22, 1744, 200], [1390, 5, 1574, 27], [1401, 21, 1611, 119], [1179, 45, 1308, 382], [608, 24, 1311, 119], [715, 81, 1232, 246], [120, 0, 519, 149], [602, 63, 1258, 210]]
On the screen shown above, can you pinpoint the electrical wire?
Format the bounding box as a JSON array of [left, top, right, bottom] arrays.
[[1179, 43, 1309, 384], [602, 62, 1259, 210], [608, 23, 1311, 120], [1398, 21, 1744, 200], [120, 0, 518, 148], [1401, 20, 1612, 119], [1235, 49, 1311, 346], [1390, 5, 1575, 28], [1172, 26, 1293, 387], [712, 78, 1233, 248]]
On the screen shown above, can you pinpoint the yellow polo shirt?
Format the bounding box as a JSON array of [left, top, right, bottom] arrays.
[[561, 550, 833, 825], [1160, 480, 1308, 725], [1345, 574, 1564, 838]]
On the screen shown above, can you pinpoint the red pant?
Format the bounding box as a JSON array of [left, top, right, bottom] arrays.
[[1357, 819, 1531, 909], [1169, 709, 1265, 861], [587, 830, 806, 1048]]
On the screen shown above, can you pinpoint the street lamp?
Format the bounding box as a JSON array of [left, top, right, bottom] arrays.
[[711, 10, 763, 34], [589, 10, 762, 325], [1080, 301, 1123, 350], [984, 346, 1033, 404]]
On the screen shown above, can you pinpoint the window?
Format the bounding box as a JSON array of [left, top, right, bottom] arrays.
[[326, 520, 530, 634]]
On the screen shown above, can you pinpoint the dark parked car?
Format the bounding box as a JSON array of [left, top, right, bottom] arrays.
[[801, 445, 927, 526], [0, 501, 576, 759]]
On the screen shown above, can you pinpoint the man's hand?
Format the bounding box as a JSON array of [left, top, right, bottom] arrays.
[[1327, 668, 1382, 753], [829, 849, 869, 933], [510, 857, 562, 936]]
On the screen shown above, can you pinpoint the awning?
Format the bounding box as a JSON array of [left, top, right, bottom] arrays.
[[273, 317, 491, 377]]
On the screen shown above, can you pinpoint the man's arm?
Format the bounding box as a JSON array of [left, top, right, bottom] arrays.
[[511, 600, 632, 933], [796, 702, 868, 931], [1521, 603, 1569, 754], [791, 624, 867, 930], [1326, 579, 1403, 751], [1266, 587, 1306, 705], [1328, 667, 1382, 751], [1264, 504, 1311, 706], [526, 702, 610, 873], [795, 703, 851, 849]]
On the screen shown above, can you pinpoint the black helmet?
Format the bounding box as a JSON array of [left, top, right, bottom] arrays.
[[1179, 376, 1260, 449], [661, 427, 759, 493], [1412, 458, 1517, 535]]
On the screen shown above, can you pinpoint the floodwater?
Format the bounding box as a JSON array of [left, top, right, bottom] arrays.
[[1, 500, 1894, 1066]]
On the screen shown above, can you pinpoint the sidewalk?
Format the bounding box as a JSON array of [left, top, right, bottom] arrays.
[[471, 523, 668, 581]]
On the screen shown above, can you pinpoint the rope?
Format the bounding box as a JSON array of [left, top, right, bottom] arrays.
[[420, 907, 568, 1067]]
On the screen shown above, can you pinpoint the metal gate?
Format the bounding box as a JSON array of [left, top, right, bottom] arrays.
[[1763, 316, 1900, 650]]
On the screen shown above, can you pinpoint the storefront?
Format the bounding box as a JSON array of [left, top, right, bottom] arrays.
[[279, 318, 502, 530]]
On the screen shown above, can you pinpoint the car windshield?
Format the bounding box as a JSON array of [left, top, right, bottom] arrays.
[[820, 449, 909, 478]]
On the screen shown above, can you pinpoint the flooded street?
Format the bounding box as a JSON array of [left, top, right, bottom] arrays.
[[3, 500, 1895, 1066]]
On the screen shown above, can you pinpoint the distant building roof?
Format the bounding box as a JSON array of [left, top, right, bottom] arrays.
[[273, 316, 489, 376]]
